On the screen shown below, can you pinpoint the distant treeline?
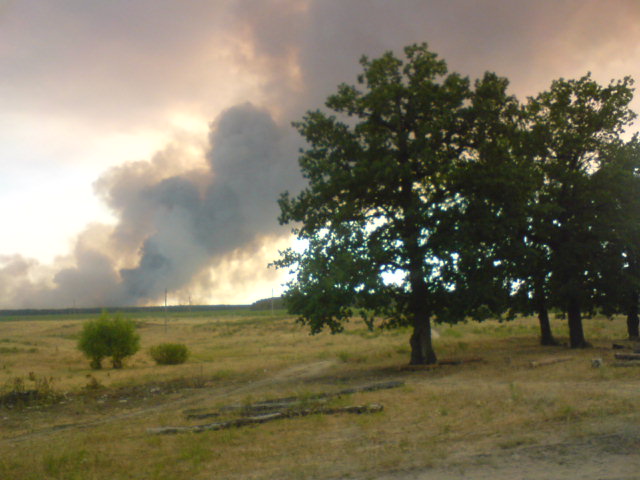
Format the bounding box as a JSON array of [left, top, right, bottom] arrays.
[[0, 297, 286, 318], [0, 304, 251, 318], [250, 297, 285, 310]]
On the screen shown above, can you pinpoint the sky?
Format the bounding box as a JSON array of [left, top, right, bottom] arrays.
[[1, 0, 640, 308]]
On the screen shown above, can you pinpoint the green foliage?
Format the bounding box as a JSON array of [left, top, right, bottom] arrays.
[[276, 42, 639, 362], [514, 75, 637, 346], [149, 343, 189, 365], [77, 312, 140, 369], [276, 43, 490, 364]]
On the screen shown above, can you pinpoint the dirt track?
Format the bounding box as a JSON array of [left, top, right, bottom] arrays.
[[1, 360, 337, 444], [369, 426, 640, 480]]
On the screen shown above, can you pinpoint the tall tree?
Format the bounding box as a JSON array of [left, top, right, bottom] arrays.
[[454, 74, 561, 346], [525, 74, 636, 347], [591, 138, 640, 339], [448, 73, 527, 323], [275, 44, 475, 365]]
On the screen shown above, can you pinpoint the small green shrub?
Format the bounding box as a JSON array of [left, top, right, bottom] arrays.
[[149, 343, 189, 365], [78, 312, 140, 369]]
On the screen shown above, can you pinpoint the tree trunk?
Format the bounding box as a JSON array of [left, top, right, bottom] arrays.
[[538, 306, 557, 346], [408, 272, 437, 365], [410, 316, 437, 365], [627, 290, 639, 340], [567, 297, 588, 348], [534, 282, 557, 346], [399, 164, 436, 365]]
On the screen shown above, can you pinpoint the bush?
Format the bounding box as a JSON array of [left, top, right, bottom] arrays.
[[149, 343, 189, 365], [78, 312, 140, 369]]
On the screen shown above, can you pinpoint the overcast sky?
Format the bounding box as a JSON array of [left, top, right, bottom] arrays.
[[1, 0, 639, 308]]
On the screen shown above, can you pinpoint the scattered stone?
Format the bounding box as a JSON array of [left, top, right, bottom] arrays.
[[591, 358, 603, 368]]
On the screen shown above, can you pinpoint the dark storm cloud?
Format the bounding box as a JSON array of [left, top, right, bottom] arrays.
[[3, 0, 639, 124], [256, 0, 640, 113]]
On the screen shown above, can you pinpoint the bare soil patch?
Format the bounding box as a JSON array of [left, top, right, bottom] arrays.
[[372, 424, 640, 480]]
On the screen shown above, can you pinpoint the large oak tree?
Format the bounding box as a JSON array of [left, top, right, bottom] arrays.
[[276, 45, 509, 364]]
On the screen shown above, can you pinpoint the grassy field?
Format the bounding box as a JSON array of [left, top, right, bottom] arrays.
[[0, 311, 638, 479]]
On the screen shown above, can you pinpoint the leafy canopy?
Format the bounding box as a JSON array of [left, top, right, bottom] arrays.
[[276, 42, 640, 356], [276, 44, 510, 337]]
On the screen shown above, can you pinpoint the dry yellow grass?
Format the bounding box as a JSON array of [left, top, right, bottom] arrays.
[[0, 311, 638, 479]]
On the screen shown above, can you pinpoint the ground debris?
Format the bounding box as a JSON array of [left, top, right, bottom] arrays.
[[185, 380, 403, 418], [611, 340, 640, 352], [0, 390, 39, 407], [401, 357, 485, 370], [612, 360, 640, 367], [614, 352, 640, 361], [528, 357, 572, 368], [148, 403, 384, 435]]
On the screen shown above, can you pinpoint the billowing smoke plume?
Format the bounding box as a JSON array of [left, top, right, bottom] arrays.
[[0, 104, 301, 308], [114, 103, 301, 304]]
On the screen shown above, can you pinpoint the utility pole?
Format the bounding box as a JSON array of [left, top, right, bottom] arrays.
[[164, 288, 168, 333]]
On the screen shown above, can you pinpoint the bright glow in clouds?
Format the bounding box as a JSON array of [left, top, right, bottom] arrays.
[[1, 0, 639, 308]]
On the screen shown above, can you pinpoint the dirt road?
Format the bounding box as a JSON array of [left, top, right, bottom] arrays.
[[370, 431, 640, 480]]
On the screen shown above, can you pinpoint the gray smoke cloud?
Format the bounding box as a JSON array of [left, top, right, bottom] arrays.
[[0, 104, 300, 307], [115, 103, 300, 304]]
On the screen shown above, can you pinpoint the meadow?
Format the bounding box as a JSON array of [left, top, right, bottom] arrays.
[[0, 310, 639, 479]]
